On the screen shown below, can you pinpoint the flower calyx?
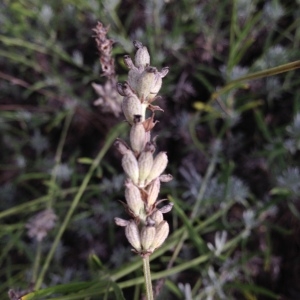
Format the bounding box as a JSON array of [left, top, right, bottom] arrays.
[[114, 40, 172, 257]]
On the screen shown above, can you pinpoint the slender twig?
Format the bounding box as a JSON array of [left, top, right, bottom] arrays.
[[32, 241, 42, 283], [143, 256, 154, 300], [48, 110, 74, 209], [34, 122, 126, 290], [168, 148, 218, 269], [211, 60, 300, 101]]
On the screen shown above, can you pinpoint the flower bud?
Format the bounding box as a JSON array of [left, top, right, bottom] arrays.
[[128, 69, 142, 92], [136, 67, 156, 101], [125, 221, 142, 251], [148, 74, 162, 100], [122, 94, 142, 125], [115, 217, 129, 227], [159, 203, 174, 214], [124, 55, 142, 92], [114, 138, 130, 155], [122, 150, 139, 184], [133, 40, 150, 68], [122, 82, 135, 96], [150, 210, 163, 225], [146, 177, 160, 206], [138, 143, 155, 187], [159, 174, 173, 182], [140, 226, 156, 250], [150, 221, 169, 251], [145, 152, 168, 185], [123, 55, 135, 69], [116, 82, 126, 96], [130, 115, 146, 155], [125, 180, 145, 217], [159, 67, 169, 78], [149, 67, 169, 101]]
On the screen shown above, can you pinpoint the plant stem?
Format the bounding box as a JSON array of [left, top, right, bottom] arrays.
[[142, 256, 154, 300], [211, 60, 300, 101], [164, 148, 219, 272], [48, 110, 74, 209], [32, 240, 42, 283], [191, 145, 218, 219], [34, 122, 126, 290]]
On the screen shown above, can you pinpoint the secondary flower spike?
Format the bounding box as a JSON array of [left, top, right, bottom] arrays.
[[114, 41, 172, 257]]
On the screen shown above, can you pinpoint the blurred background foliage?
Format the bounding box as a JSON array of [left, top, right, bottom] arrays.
[[1, 0, 300, 299]]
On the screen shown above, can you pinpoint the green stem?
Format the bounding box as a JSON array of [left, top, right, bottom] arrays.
[[191, 144, 219, 219], [48, 110, 74, 209], [141, 103, 148, 122], [34, 122, 126, 290], [211, 60, 300, 101], [166, 147, 218, 270], [142, 256, 154, 300], [228, 0, 236, 73], [32, 240, 42, 283], [0, 186, 99, 220]]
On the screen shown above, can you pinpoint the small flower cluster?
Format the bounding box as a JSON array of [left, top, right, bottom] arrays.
[[114, 41, 172, 257], [92, 22, 122, 117], [26, 209, 57, 242]]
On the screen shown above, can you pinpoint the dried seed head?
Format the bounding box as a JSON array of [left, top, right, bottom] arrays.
[[125, 221, 142, 251], [138, 154, 153, 187], [136, 67, 157, 101], [122, 150, 139, 184], [159, 174, 173, 182], [123, 55, 135, 69], [144, 141, 156, 153], [138, 143, 155, 187], [114, 40, 172, 257], [124, 57, 142, 93], [133, 40, 143, 49], [145, 152, 168, 185], [125, 180, 145, 218], [148, 74, 162, 101], [150, 221, 169, 251], [115, 217, 130, 227], [140, 226, 156, 250], [116, 82, 126, 96], [93, 22, 116, 78], [159, 203, 174, 214], [114, 138, 130, 155], [122, 94, 142, 125], [125, 57, 141, 92], [122, 82, 135, 96], [147, 67, 169, 100], [133, 41, 150, 68], [160, 67, 169, 78], [128, 69, 142, 92], [146, 177, 160, 206], [150, 210, 164, 225], [130, 116, 147, 155]]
